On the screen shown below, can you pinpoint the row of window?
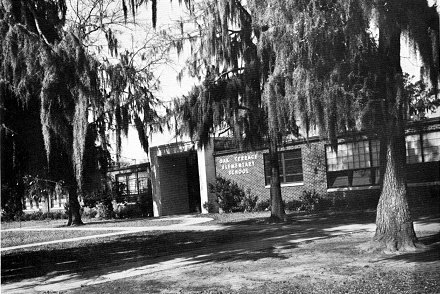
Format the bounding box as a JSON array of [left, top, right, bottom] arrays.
[[262, 131, 440, 188], [116, 171, 150, 196]]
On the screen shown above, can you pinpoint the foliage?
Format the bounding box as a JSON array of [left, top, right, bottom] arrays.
[[167, 0, 266, 148], [284, 200, 302, 212], [255, 199, 271, 212], [82, 180, 122, 208], [1, 210, 68, 222], [22, 175, 55, 205], [112, 202, 143, 219], [298, 190, 324, 213], [241, 189, 259, 212], [0, 184, 23, 220], [208, 177, 258, 213], [95, 202, 113, 219], [167, 0, 284, 219], [248, 0, 439, 145], [202, 199, 218, 213], [404, 74, 440, 120], [246, 0, 439, 248], [1, 0, 171, 225], [81, 206, 98, 218]]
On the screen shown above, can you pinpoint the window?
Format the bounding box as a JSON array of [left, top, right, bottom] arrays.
[[264, 149, 303, 186], [326, 140, 380, 188], [137, 171, 150, 193], [326, 131, 440, 188], [406, 134, 422, 164], [422, 131, 440, 162], [406, 131, 440, 183], [116, 171, 151, 196]]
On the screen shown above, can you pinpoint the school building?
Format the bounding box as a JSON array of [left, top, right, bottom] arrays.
[[148, 118, 440, 217]]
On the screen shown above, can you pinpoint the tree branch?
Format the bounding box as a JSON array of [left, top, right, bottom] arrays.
[[27, 3, 52, 47]]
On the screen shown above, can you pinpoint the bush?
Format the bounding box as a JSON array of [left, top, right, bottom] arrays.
[[241, 189, 258, 212], [298, 190, 327, 213], [255, 199, 271, 212], [203, 200, 218, 213], [1, 184, 24, 221], [120, 204, 143, 219], [111, 201, 143, 219], [96, 202, 113, 219], [284, 199, 302, 211], [82, 206, 98, 218], [4, 210, 68, 222], [208, 177, 258, 213]]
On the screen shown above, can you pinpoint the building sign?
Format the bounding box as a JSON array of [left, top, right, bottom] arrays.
[[219, 153, 258, 175]]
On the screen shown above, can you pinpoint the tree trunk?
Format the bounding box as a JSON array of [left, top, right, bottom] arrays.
[[268, 135, 285, 220], [66, 185, 83, 226], [370, 12, 420, 252], [266, 80, 285, 221], [374, 123, 418, 252]]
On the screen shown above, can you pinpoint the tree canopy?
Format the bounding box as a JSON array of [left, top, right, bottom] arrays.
[[1, 0, 172, 223], [165, 0, 266, 148]]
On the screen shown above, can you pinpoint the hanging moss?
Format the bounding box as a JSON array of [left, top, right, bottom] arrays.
[[72, 94, 88, 189]]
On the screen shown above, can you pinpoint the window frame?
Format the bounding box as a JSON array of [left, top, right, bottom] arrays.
[[325, 139, 380, 189], [263, 149, 304, 186], [326, 130, 440, 188]]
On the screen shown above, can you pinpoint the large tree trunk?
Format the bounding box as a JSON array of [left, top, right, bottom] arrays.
[[268, 135, 285, 220], [66, 184, 83, 226], [266, 80, 285, 221], [370, 11, 419, 252], [374, 123, 418, 252]]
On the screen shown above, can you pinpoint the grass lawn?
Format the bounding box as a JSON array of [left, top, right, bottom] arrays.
[[1, 207, 439, 293], [1, 230, 122, 248], [1, 216, 184, 230], [69, 231, 440, 294]]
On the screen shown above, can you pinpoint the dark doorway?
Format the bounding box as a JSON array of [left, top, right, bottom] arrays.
[[186, 151, 201, 213]]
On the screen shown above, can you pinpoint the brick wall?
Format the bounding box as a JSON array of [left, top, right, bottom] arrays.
[[214, 140, 440, 211], [214, 141, 328, 204], [215, 150, 268, 201]]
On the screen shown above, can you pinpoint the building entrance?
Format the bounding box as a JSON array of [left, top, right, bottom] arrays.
[[150, 140, 216, 217]]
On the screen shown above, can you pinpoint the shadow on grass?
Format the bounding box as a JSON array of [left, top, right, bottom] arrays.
[[1, 209, 438, 288]]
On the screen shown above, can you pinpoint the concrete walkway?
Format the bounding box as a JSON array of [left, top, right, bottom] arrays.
[[1, 216, 439, 294]]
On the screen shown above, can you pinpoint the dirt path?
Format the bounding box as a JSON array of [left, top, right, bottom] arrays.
[[1, 213, 439, 293]]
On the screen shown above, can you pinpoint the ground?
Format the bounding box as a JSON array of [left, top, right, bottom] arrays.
[[1, 208, 439, 293]]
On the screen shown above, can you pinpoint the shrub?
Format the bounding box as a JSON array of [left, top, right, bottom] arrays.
[[208, 177, 258, 213], [203, 200, 218, 213], [96, 202, 113, 219], [82, 206, 98, 218], [241, 189, 258, 212], [8, 210, 68, 221], [119, 204, 143, 219], [284, 200, 302, 211], [111, 201, 143, 219], [298, 190, 327, 213], [255, 199, 271, 212]]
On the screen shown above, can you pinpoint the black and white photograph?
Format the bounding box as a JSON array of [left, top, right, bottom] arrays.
[[1, 0, 439, 293]]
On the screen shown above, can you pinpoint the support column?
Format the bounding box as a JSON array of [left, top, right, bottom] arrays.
[[197, 141, 218, 213], [149, 147, 161, 217]]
